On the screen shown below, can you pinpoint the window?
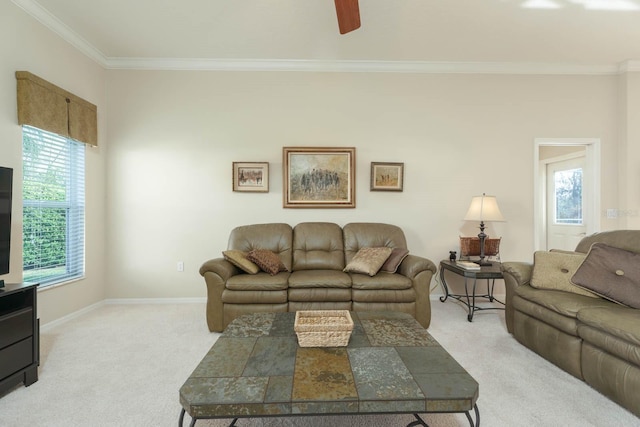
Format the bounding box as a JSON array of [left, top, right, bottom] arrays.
[[554, 167, 583, 225], [22, 125, 85, 286]]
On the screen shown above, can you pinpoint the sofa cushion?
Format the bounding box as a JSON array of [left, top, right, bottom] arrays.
[[571, 243, 640, 308], [221, 289, 288, 304], [247, 249, 289, 275], [577, 306, 640, 363], [228, 223, 293, 272], [350, 272, 412, 290], [514, 284, 615, 335], [226, 273, 289, 291], [288, 288, 352, 302], [222, 250, 260, 274], [530, 251, 598, 298], [343, 247, 394, 276], [292, 222, 345, 271], [352, 288, 416, 303], [288, 270, 352, 289], [381, 248, 410, 273], [343, 222, 407, 264]]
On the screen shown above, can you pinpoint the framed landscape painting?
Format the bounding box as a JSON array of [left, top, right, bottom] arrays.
[[283, 147, 355, 208], [232, 162, 269, 192], [370, 162, 404, 191]]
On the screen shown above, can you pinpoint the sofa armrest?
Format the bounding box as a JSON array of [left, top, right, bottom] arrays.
[[501, 261, 533, 334], [199, 258, 241, 332], [398, 255, 438, 329], [398, 254, 437, 279], [501, 262, 532, 287], [199, 257, 239, 281]]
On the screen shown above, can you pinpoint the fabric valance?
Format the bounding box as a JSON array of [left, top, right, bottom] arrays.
[[16, 71, 98, 146]]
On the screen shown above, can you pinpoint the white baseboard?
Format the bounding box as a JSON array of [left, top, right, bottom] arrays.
[[41, 300, 106, 332], [104, 297, 207, 305], [40, 298, 207, 331]]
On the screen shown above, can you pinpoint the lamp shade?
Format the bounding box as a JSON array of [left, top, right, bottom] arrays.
[[464, 194, 505, 222]]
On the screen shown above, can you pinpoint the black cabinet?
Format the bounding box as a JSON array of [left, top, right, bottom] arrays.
[[0, 283, 39, 395]]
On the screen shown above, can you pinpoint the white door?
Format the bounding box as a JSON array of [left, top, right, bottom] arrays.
[[546, 156, 587, 250]]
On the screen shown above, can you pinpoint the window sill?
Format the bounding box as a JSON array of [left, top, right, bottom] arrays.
[[36, 276, 86, 292]]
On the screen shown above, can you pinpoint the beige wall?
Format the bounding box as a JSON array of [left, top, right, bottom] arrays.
[[618, 71, 640, 229], [2, 2, 635, 324], [105, 71, 619, 299], [0, 2, 107, 324]]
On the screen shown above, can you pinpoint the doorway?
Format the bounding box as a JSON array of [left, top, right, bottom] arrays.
[[533, 139, 601, 251]]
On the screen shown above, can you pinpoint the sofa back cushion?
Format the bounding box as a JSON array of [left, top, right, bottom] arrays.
[[292, 222, 345, 271], [575, 230, 640, 254], [228, 223, 293, 272], [343, 223, 408, 264]]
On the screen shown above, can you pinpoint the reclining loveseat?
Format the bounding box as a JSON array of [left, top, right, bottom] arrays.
[[501, 230, 640, 417]]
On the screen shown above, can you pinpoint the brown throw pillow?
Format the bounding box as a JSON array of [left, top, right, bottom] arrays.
[[222, 250, 260, 274], [246, 249, 288, 276], [530, 251, 598, 298], [571, 243, 640, 308], [380, 248, 410, 273], [343, 247, 394, 277]]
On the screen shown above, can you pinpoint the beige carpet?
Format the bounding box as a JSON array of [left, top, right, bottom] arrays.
[[0, 298, 637, 427]]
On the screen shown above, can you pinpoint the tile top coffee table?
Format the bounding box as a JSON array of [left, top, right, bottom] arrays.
[[179, 311, 479, 427]]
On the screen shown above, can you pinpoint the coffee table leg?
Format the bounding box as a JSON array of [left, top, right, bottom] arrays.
[[408, 413, 429, 426], [409, 404, 479, 427], [464, 403, 480, 427]]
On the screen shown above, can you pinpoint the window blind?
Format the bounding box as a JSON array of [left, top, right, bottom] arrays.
[[22, 125, 85, 286]]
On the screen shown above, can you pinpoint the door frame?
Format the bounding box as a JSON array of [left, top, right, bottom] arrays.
[[533, 138, 601, 251]]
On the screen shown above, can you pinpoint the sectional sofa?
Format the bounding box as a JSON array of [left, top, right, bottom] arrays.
[[199, 222, 437, 332]]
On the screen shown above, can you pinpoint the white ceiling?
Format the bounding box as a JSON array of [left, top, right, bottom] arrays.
[[13, 0, 640, 73]]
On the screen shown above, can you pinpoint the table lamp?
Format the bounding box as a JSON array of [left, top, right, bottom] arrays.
[[464, 193, 505, 266]]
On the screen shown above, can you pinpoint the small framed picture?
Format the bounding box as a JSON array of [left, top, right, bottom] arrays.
[[232, 162, 269, 192], [283, 147, 356, 208], [370, 162, 404, 192]]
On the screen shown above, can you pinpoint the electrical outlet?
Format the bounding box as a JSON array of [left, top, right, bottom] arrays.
[[177, 261, 184, 272]]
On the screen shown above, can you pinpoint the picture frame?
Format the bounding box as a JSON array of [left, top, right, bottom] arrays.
[[283, 147, 356, 208], [370, 162, 404, 192], [232, 162, 269, 192]]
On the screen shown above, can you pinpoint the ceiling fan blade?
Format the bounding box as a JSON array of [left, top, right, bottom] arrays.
[[334, 0, 361, 34]]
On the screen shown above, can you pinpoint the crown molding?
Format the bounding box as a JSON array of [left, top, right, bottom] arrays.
[[105, 57, 620, 75], [619, 60, 640, 73], [13, 0, 637, 75], [12, 0, 108, 67]]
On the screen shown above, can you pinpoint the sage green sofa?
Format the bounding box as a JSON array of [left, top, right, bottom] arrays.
[[199, 222, 436, 333], [501, 230, 640, 417]]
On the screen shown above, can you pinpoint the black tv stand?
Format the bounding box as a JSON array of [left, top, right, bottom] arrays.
[[0, 282, 39, 395]]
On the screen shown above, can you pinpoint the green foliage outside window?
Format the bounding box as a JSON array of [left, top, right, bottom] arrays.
[[555, 168, 583, 225], [22, 126, 85, 284]]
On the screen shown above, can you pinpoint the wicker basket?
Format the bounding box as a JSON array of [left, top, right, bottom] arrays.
[[294, 310, 354, 347], [459, 236, 501, 257]]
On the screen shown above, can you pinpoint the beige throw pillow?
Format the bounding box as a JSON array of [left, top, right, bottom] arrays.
[[344, 247, 394, 277], [530, 251, 598, 298], [222, 250, 260, 274]]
